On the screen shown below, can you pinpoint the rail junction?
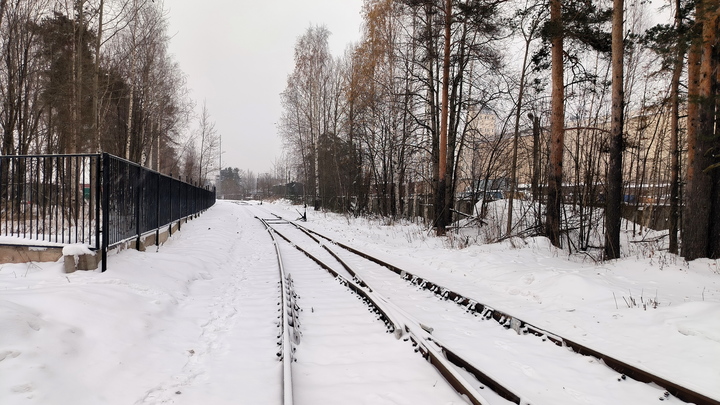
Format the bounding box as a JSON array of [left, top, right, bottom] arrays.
[[247, 204, 718, 405]]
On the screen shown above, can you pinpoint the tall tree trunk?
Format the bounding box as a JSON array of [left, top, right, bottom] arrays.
[[313, 80, 321, 209], [546, 0, 565, 247], [2, 27, 17, 156], [684, 18, 701, 255], [605, 0, 624, 260], [424, 2, 439, 227], [436, 0, 452, 236], [125, 0, 138, 160], [711, 21, 720, 259], [684, 1, 718, 260], [0, 0, 7, 32], [70, 2, 79, 153], [507, 31, 533, 236], [668, 0, 686, 255], [92, 0, 104, 152], [531, 114, 541, 202], [444, 24, 470, 230]]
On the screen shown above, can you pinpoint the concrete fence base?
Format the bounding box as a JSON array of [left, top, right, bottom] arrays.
[[0, 217, 192, 273], [0, 245, 64, 264]]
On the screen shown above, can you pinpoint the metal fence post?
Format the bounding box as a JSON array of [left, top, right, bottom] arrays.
[[95, 155, 101, 252], [168, 175, 173, 237], [155, 172, 160, 247], [101, 153, 110, 272], [135, 167, 141, 251]]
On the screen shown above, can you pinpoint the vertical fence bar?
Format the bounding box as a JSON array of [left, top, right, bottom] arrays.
[[135, 166, 140, 250], [35, 157, 40, 241], [155, 172, 160, 246], [54, 156, 58, 243], [74, 156, 79, 243], [61, 156, 66, 243], [10, 157, 14, 236], [40, 157, 45, 241], [101, 153, 110, 272], [1, 157, 4, 237], [22, 157, 26, 238], [28, 158, 32, 237], [9, 157, 12, 236], [169, 175, 175, 236], [1, 157, 5, 237], [95, 155, 101, 251], [80, 156, 85, 244]]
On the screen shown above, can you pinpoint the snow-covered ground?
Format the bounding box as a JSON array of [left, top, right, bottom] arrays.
[[0, 200, 718, 404]]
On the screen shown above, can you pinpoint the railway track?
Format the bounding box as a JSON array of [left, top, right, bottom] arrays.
[[258, 216, 476, 404], [255, 207, 718, 405], [261, 217, 297, 405]]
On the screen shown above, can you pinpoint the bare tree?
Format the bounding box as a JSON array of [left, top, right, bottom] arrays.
[[181, 141, 198, 183], [197, 100, 219, 185], [435, 0, 452, 235], [546, 0, 565, 247], [506, 2, 544, 236], [279, 25, 335, 208], [667, 0, 687, 255], [1, 0, 49, 155]]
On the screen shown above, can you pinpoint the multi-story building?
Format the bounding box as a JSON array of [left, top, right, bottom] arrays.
[[454, 103, 683, 227]]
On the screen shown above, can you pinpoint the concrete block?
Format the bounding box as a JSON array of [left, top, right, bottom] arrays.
[[62, 244, 99, 272], [63, 253, 99, 272]]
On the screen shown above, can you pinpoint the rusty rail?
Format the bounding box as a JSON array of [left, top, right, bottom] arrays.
[[287, 218, 719, 405]]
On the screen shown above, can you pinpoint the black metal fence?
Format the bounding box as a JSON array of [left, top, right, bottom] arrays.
[[0, 154, 101, 246], [1, 153, 216, 271]]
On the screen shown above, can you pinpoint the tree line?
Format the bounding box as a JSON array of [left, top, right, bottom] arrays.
[[0, 0, 220, 185], [279, 0, 720, 261]]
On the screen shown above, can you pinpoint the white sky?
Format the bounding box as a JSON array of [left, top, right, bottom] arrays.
[[166, 0, 365, 176]]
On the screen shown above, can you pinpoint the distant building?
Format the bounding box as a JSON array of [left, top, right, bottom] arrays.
[[455, 109, 506, 198], [271, 182, 305, 202]]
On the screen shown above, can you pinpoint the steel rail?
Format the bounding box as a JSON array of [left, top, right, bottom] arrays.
[[262, 220, 403, 338], [261, 219, 497, 405], [257, 217, 294, 405], [282, 217, 720, 405]]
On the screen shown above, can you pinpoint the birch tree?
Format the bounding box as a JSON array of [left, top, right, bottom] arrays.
[[280, 25, 334, 208], [197, 100, 219, 185]]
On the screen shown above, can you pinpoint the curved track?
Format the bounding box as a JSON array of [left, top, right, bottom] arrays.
[[255, 207, 718, 405], [258, 216, 475, 405]]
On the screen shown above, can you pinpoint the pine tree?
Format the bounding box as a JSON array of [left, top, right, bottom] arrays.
[[537, 0, 611, 248], [604, 0, 624, 260], [683, 0, 719, 260]]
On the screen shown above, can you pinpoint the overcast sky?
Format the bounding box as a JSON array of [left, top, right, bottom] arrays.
[[166, 0, 364, 175]]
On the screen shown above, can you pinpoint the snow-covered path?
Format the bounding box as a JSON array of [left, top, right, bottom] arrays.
[[1, 202, 284, 404], [133, 205, 283, 404], [1, 200, 718, 404]]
